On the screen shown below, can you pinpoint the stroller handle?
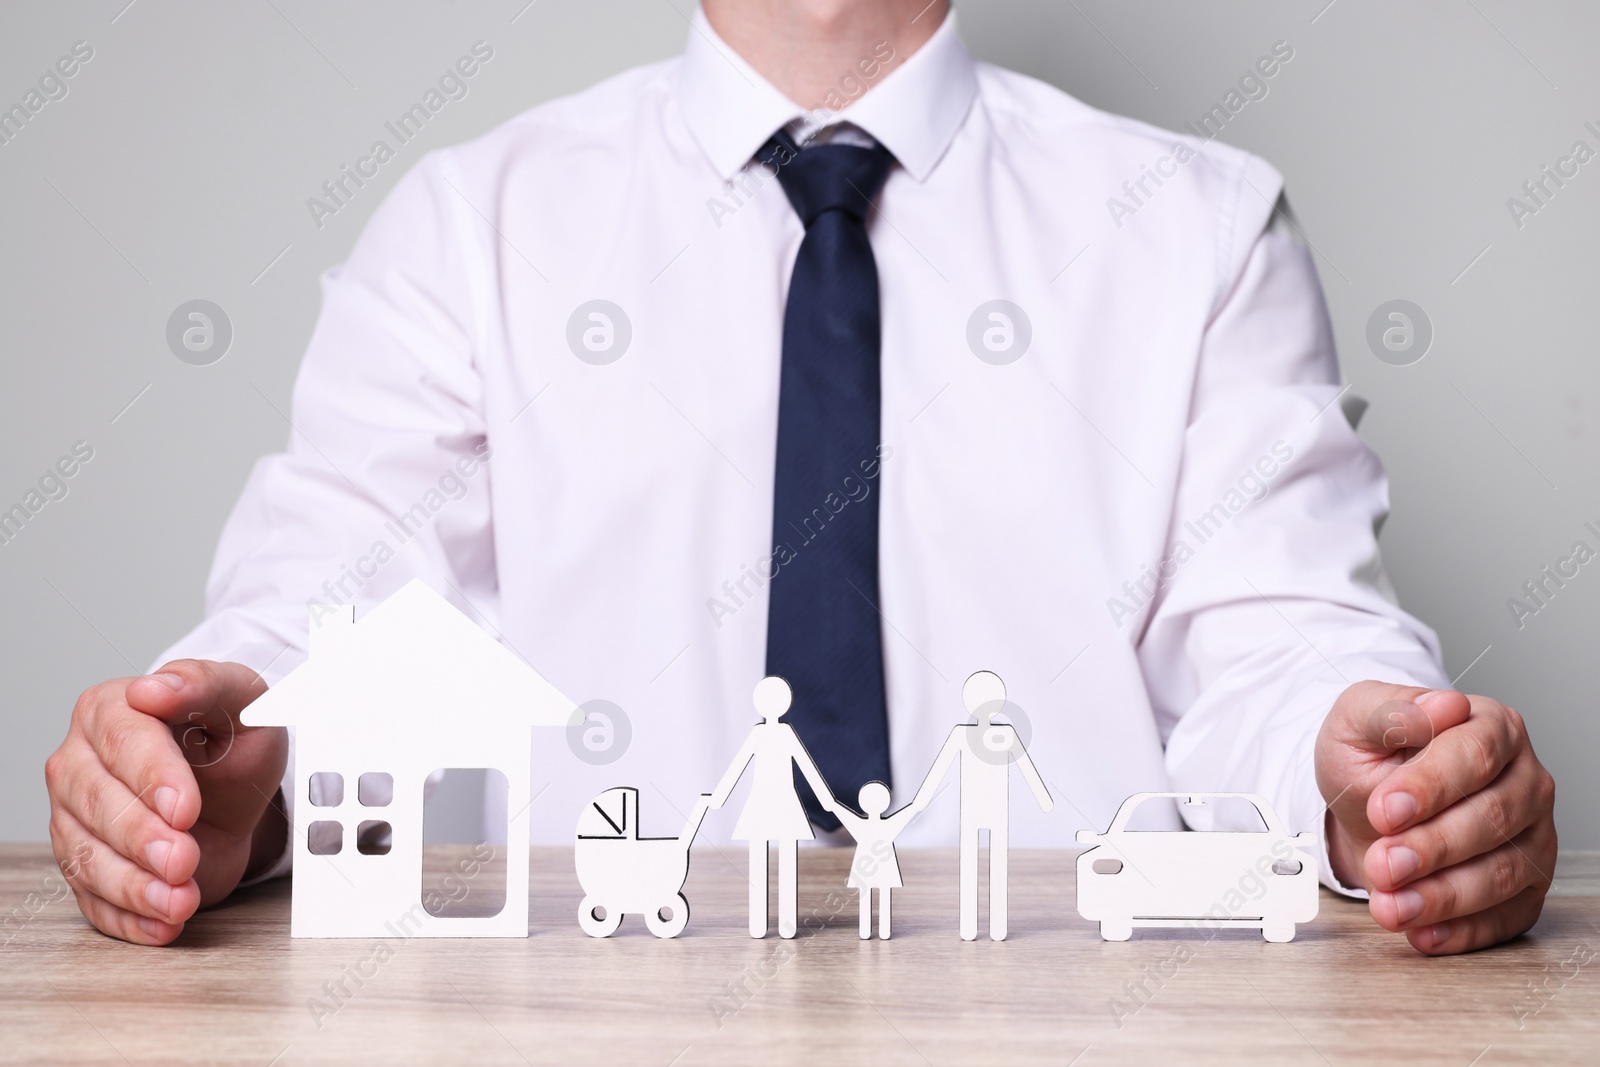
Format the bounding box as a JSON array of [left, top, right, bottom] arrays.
[[680, 794, 713, 843]]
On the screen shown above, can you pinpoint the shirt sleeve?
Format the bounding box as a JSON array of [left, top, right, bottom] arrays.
[[152, 148, 496, 882], [1141, 160, 1450, 895]]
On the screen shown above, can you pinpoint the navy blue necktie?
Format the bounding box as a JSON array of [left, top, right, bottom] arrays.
[[760, 130, 895, 830]]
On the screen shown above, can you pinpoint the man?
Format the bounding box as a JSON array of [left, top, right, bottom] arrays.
[[44, 0, 1555, 953], [912, 670, 1054, 941]]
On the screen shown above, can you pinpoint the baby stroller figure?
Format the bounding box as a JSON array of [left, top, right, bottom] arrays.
[[836, 781, 921, 939], [574, 786, 710, 938]]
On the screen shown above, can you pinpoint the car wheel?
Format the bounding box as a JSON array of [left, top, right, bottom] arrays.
[[1099, 920, 1133, 942]]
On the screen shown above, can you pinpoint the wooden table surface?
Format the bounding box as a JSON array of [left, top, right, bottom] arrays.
[[2, 844, 1597, 1066]]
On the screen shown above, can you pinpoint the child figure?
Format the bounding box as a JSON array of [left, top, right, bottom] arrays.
[[835, 782, 921, 939]]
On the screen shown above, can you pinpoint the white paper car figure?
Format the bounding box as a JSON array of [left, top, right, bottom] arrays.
[[1075, 792, 1318, 943], [575, 787, 710, 938]]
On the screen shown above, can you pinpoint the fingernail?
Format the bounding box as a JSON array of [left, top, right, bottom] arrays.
[[1411, 689, 1436, 704], [144, 879, 173, 920], [145, 672, 184, 690], [1418, 921, 1451, 949], [1386, 845, 1420, 884], [153, 786, 178, 824], [137, 916, 167, 940], [1383, 792, 1418, 829], [145, 839, 173, 881], [1393, 888, 1425, 924]]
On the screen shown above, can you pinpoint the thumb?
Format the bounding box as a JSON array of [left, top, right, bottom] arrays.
[[1317, 683, 1471, 885], [1330, 680, 1469, 757], [127, 660, 270, 781], [126, 659, 269, 730]]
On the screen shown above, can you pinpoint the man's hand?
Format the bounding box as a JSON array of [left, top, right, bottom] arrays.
[[44, 660, 288, 946], [1316, 680, 1557, 955]]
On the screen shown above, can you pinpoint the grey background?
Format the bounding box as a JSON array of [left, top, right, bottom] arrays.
[[1, 1, 1594, 846]]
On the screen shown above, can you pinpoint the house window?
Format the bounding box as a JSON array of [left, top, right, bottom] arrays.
[[357, 820, 393, 856], [308, 820, 343, 855], [308, 772, 343, 807], [358, 772, 393, 806]]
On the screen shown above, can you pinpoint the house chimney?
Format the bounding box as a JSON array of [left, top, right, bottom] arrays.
[[310, 602, 355, 656]]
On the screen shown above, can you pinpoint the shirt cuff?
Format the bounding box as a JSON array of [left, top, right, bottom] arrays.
[[1316, 808, 1369, 900], [1285, 729, 1365, 898]]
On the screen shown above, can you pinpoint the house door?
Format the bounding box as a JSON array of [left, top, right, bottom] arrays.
[[420, 768, 509, 918]]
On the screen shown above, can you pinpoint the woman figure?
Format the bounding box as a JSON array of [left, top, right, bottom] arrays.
[[708, 676, 838, 938], [834, 781, 920, 939]]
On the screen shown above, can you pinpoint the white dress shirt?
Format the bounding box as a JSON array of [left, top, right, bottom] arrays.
[[159, 9, 1448, 889]]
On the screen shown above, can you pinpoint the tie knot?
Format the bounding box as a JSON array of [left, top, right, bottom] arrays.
[[760, 133, 894, 228]]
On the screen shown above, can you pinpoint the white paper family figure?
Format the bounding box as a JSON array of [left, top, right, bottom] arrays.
[[239, 580, 1319, 948], [910, 670, 1053, 941], [1075, 792, 1319, 942], [574, 786, 711, 938], [834, 782, 920, 939], [241, 579, 577, 938], [707, 676, 839, 938]]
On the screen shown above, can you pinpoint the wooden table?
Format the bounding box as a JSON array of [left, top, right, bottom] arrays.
[[2, 845, 1597, 1066]]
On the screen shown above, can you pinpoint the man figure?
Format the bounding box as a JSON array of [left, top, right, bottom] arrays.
[[912, 671, 1053, 941], [45, 0, 1555, 954]]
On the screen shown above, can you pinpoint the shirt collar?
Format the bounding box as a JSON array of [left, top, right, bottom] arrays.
[[676, 5, 978, 183]]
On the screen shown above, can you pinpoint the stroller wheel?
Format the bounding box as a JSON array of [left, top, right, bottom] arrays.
[[644, 894, 690, 938], [578, 896, 623, 938]]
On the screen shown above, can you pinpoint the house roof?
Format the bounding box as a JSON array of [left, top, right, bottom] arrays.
[[240, 579, 577, 731]]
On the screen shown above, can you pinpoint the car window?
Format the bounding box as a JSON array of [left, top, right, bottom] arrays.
[[1178, 796, 1269, 833], [1117, 795, 1180, 831], [1114, 795, 1270, 832]]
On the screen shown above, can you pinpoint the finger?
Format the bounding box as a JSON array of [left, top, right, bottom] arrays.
[[49, 740, 201, 885], [76, 690, 202, 837], [1405, 884, 1548, 956], [1369, 696, 1522, 835], [1364, 747, 1549, 892], [69, 881, 185, 946], [49, 806, 201, 925], [52, 736, 157, 839], [1368, 823, 1554, 932]]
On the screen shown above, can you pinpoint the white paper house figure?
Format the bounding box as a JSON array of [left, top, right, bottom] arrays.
[[241, 579, 577, 938]]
